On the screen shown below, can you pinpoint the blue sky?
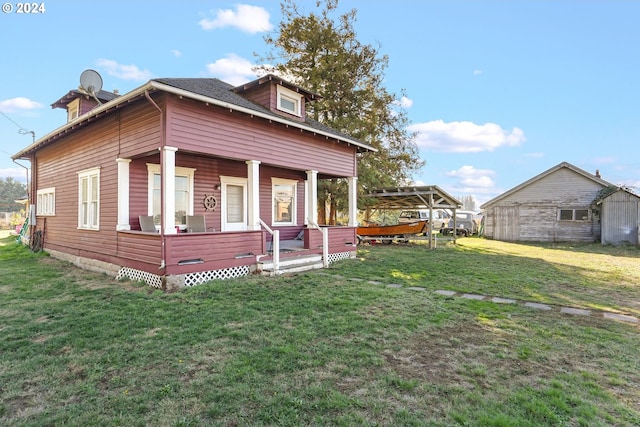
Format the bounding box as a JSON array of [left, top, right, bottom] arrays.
[[1, 0, 639, 206]]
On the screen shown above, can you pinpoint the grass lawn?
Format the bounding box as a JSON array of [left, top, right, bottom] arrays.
[[1, 235, 640, 426]]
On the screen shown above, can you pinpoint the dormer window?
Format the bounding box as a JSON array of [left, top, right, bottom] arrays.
[[67, 98, 79, 122], [277, 85, 302, 117]]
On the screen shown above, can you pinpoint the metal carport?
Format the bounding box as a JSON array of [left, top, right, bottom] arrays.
[[362, 186, 463, 248]]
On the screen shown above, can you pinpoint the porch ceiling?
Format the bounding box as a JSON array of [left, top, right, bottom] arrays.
[[363, 186, 462, 210]]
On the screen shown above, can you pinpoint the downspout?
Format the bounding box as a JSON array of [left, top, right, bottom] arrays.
[[144, 90, 166, 269]]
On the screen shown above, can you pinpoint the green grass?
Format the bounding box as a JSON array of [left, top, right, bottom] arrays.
[[1, 235, 640, 426]]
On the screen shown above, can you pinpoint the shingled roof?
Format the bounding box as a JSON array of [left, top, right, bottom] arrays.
[[14, 75, 375, 159], [153, 77, 366, 150]]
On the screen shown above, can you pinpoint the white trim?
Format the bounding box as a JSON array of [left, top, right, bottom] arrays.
[[276, 85, 302, 116], [272, 178, 298, 226], [116, 158, 131, 231], [146, 163, 196, 225], [348, 176, 358, 227], [67, 98, 79, 122], [246, 160, 261, 231], [77, 167, 100, 230], [305, 170, 318, 225], [36, 187, 55, 216], [221, 176, 248, 231]]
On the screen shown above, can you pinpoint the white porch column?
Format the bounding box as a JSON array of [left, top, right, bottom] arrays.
[[306, 170, 318, 225], [116, 158, 131, 231], [348, 176, 358, 227], [162, 146, 178, 234], [246, 160, 261, 230]]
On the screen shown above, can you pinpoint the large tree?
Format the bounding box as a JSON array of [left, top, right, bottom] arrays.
[[0, 177, 27, 212], [257, 0, 424, 224]]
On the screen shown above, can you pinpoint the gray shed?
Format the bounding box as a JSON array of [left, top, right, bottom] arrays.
[[597, 187, 640, 246], [480, 162, 613, 242]]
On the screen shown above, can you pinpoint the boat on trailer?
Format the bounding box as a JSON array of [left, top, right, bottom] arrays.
[[356, 220, 428, 244]]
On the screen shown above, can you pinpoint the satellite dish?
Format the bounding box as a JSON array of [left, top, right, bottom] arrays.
[[80, 69, 103, 96]]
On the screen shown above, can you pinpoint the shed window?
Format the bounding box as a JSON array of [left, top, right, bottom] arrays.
[[36, 187, 55, 216], [78, 168, 100, 230], [559, 209, 589, 221]]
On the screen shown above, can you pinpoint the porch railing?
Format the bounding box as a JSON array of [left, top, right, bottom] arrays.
[[307, 219, 329, 268], [258, 219, 279, 273]]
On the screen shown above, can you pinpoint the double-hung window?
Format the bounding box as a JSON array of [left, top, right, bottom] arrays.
[[272, 178, 297, 225], [78, 167, 100, 230]]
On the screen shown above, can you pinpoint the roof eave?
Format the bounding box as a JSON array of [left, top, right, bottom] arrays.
[[12, 82, 156, 160], [150, 80, 375, 152], [12, 79, 376, 160]]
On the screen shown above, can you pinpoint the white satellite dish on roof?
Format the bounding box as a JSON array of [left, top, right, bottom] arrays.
[[79, 69, 103, 105]]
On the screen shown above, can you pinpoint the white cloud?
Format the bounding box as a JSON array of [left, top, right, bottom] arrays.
[[473, 69, 483, 75], [0, 97, 42, 113], [199, 4, 273, 34], [171, 49, 182, 57], [394, 96, 413, 108], [0, 167, 29, 182], [205, 53, 261, 86], [408, 120, 525, 153], [96, 59, 154, 81], [446, 165, 495, 190]]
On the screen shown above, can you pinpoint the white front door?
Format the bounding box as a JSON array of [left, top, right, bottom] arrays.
[[221, 177, 247, 231]]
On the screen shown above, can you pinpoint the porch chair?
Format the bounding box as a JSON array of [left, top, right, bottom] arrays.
[[186, 215, 206, 233], [139, 215, 157, 232]]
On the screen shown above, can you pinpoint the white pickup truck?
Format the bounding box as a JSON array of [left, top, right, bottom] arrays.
[[397, 209, 451, 230]]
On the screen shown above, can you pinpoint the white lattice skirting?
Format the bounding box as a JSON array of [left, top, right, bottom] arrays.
[[117, 253, 351, 290], [184, 266, 250, 287], [328, 251, 354, 264], [117, 267, 163, 289]]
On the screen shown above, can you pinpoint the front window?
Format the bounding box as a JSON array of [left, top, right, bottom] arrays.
[[272, 178, 297, 225], [36, 187, 55, 216], [78, 167, 100, 230], [559, 209, 589, 221], [147, 164, 195, 225]]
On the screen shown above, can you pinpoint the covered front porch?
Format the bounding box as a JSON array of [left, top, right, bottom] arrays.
[[115, 225, 357, 291]]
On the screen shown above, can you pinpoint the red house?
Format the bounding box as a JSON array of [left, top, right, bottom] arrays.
[[13, 74, 375, 291]]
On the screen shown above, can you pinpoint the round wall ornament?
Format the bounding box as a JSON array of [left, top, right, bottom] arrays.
[[203, 194, 217, 211]]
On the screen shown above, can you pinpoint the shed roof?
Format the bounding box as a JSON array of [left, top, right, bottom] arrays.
[[13, 75, 375, 160], [480, 162, 613, 209], [596, 186, 640, 205], [363, 186, 462, 210]]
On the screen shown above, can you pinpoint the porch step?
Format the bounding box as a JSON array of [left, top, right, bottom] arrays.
[[259, 254, 324, 276]]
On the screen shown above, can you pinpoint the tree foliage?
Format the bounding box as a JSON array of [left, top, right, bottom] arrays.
[[257, 0, 424, 222], [0, 177, 27, 211]]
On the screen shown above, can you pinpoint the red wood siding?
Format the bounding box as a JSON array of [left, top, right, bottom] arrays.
[[164, 230, 265, 274], [117, 98, 163, 158], [165, 96, 356, 177], [33, 114, 120, 261]]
